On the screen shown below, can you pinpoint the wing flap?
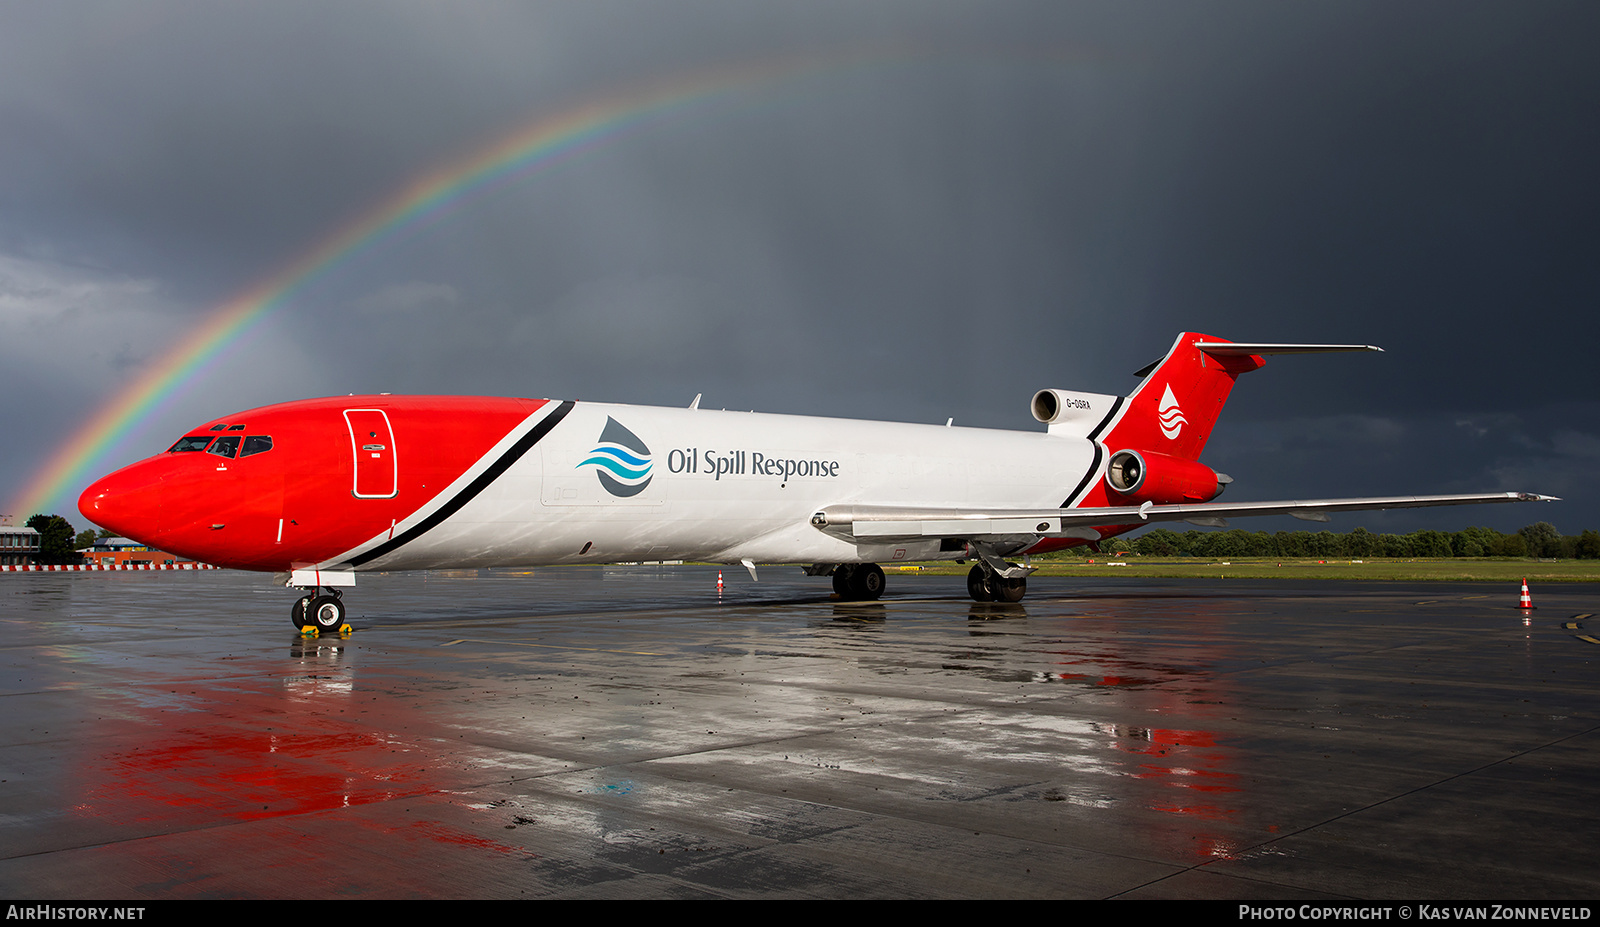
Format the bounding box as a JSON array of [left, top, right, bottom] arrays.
[[852, 516, 1062, 538], [816, 492, 1556, 540]]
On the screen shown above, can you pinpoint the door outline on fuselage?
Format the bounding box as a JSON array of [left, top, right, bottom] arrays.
[[344, 408, 398, 499]]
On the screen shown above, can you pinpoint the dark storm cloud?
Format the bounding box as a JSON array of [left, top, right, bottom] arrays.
[[1, 1, 1594, 535]]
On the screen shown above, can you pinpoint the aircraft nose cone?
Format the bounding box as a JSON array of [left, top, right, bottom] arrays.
[[78, 465, 164, 542]]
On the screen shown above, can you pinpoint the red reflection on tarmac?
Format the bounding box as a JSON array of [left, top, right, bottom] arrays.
[[1054, 601, 1250, 860], [80, 729, 436, 823], [55, 658, 547, 894]]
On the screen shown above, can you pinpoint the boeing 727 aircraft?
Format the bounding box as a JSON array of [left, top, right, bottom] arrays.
[[78, 333, 1553, 631]]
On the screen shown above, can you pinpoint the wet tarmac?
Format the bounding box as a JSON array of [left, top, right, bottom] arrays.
[[1, 566, 1596, 899]]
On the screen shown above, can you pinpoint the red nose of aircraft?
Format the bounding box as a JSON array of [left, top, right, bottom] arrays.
[[78, 460, 167, 545]]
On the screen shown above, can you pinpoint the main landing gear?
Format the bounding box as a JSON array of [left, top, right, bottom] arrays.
[[831, 563, 886, 601], [967, 564, 1027, 603], [291, 587, 349, 634], [823, 555, 1031, 603], [963, 541, 1034, 603]]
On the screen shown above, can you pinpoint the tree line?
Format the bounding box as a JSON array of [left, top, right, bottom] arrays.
[[15, 514, 115, 565], [1098, 522, 1600, 559]]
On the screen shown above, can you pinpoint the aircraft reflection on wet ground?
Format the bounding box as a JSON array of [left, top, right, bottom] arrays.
[[2, 566, 1597, 899]]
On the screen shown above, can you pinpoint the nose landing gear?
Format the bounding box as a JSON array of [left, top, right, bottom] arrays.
[[291, 587, 349, 634]]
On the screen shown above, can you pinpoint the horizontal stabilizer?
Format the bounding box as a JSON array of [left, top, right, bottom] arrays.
[[1134, 341, 1382, 377], [1194, 342, 1383, 356]]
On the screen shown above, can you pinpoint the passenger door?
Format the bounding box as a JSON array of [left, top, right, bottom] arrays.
[[344, 409, 397, 498]]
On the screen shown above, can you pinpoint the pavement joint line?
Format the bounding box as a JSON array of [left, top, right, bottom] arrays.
[[441, 637, 667, 656], [1111, 719, 1600, 898]]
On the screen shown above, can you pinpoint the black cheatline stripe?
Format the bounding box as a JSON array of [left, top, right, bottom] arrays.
[[1060, 442, 1104, 509], [343, 400, 574, 568], [1086, 395, 1124, 443], [1056, 393, 1132, 509], [1056, 396, 1121, 508]]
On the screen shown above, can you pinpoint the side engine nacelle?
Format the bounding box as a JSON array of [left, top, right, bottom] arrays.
[[1104, 449, 1229, 505]]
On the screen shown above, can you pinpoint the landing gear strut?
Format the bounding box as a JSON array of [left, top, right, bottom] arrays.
[[831, 563, 886, 601], [290, 587, 348, 633]]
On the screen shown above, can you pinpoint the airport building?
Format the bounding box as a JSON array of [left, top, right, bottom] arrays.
[[0, 526, 40, 566], [0, 533, 217, 571], [84, 537, 206, 569]]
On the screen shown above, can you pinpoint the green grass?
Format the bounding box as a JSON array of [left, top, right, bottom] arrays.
[[894, 557, 1600, 583]]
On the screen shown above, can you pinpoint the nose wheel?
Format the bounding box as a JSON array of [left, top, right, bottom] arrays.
[[291, 588, 348, 634]]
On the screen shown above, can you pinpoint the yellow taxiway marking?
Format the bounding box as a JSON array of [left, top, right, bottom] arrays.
[[1563, 615, 1597, 644], [442, 638, 666, 656]]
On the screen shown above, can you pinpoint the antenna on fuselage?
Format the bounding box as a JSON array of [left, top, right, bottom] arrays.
[[688, 393, 701, 409]]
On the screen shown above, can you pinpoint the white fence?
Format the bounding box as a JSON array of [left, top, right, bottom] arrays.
[[1, 562, 218, 571]]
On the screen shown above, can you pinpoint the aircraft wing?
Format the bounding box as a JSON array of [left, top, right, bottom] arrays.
[[813, 492, 1557, 541]]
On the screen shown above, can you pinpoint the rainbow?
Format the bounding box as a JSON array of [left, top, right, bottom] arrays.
[[9, 57, 839, 522]]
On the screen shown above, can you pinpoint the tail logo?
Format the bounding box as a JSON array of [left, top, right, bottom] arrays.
[[1158, 384, 1187, 440], [577, 417, 654, 497]]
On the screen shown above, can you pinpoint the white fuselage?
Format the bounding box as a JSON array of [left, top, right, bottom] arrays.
[[355, 402, 1093, 571]]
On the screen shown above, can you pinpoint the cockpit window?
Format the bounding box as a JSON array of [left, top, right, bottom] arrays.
[[239, 435, 273, 458], [227, 424, 245, 431], [168, 436, 214, 453], [207, 436, 241, 458], [209, 424, 227, 431]]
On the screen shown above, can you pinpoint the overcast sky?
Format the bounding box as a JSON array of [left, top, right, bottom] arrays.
[[2, 1, 1594, 536]]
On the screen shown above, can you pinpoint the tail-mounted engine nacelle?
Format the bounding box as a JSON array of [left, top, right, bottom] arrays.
[[1105, 449, 1227, 505], [1031, 389, 1121, 433]]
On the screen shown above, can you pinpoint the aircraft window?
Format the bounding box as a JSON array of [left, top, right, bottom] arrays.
[[168, 436, 214, 453], [239, 435, 273, 457], [209, 424, 228, 431], [207, 436, 241, 458], [227, 424, 245, 431]]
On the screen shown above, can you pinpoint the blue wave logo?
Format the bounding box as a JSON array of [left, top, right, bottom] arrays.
[[577, 417, 653, 497]]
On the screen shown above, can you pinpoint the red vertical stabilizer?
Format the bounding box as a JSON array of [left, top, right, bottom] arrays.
[[1101, 332, 1264, 463]]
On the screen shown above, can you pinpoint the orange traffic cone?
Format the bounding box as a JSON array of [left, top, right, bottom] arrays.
[[1518, 577, 1534, 610]]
